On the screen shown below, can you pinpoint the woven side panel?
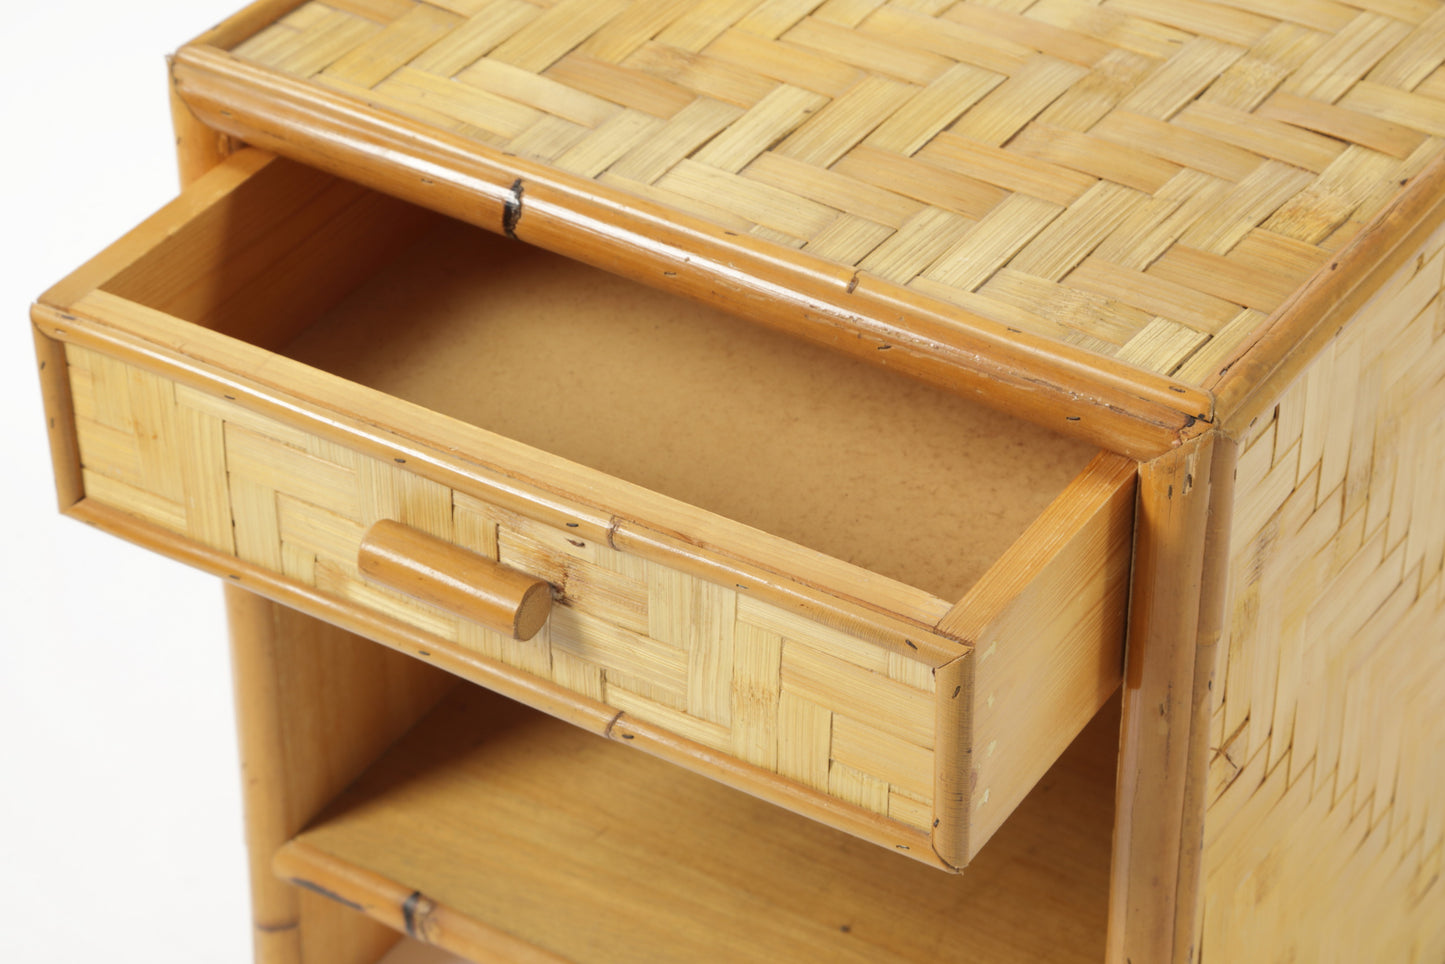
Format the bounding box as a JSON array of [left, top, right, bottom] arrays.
[[1201, 221, 1445, 961], [227, 0, 1445, 385], [65, 349, 937, 830]]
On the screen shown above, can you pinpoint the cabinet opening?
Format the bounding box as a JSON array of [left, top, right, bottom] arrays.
[[97, 156, 1098, 603], [277, 683, 1117, 964]]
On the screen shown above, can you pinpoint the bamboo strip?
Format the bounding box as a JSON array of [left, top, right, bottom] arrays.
[[76, 495, 948, 862], [172, 49, 1213, 455], [1106, 432, 1228, 964], [33, 326, 83, 510], [163, 0, 1445, 418], [225, 585, 452, 964]]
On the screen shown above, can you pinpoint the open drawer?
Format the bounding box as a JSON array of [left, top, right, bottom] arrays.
[[33, 149, 1134, 870]]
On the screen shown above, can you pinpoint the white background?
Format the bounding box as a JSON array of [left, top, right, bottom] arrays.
[[0, 3, 453, 961]]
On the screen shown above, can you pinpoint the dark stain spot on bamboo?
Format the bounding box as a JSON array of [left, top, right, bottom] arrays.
[[663, 271, 677, 277], [503, 178, 525, 239], [1007, 327, 1021, 333], [736, 583, 748, 590], [621, 732, 634, 740], [904, 638, 917, 650], [59, 313, 76, 321], [567, 538, 586, 548], [419, 650, 431, 657], [49, 418, 55, 428], [1185, 472, 1194, 491], [224, 395, 236, 401], [877, 344, 892, 350], [952, 685, 961, 699], [255, 920, 299, 933], [421, 177, 434, 185], [933, 818, 940, 828], [402, 891, 424, 939], [1066, 415, 1081, 421], [1330, 262, 1338, 271], [1170, 385, 1186, 393], [1168, 484, 1174, 498], [895, 844, 909, 851], [394, 457, 406, 464], [603, 710, 624, 738], [1183, 414, 1198, 428], [290, 878, 363, 911], [846, 271, 859, 294], [566, 522, 579, 527], [228, 574, 240, 580], [39, 361, 45, 371], [840, 924, 852, 933]]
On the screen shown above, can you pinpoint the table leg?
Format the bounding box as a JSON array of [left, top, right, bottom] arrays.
[[226, 584, 454, 964]]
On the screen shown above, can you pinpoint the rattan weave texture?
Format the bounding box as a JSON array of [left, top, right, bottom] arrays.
[[1203, 218, 1445, 963], [64, 343, 940, 832], [230, 0, 1445, 386]]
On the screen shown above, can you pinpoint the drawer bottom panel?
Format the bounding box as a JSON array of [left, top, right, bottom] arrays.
[[66, 344, 939, 833]]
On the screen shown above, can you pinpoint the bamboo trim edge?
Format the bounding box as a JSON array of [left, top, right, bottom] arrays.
[[170, 43, 1213, 461]]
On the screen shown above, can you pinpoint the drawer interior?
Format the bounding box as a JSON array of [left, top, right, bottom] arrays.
[[277, 681, 1117, 964], [48, 152, 1131, 870], [97, 156, 1098, 604]]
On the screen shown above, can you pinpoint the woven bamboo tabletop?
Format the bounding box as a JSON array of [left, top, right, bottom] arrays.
[[222, 0, 1445, 391]]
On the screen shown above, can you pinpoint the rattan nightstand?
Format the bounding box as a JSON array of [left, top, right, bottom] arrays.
[[34, 2, 1445, 961]]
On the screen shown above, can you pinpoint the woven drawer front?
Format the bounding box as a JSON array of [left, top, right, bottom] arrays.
[[1202, 220, 1445, 961], [226, 0, 1445, 386], [66, 344, 938, 831]]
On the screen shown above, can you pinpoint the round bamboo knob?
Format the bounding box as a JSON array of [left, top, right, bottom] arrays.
[[358, 519, 553, 641]]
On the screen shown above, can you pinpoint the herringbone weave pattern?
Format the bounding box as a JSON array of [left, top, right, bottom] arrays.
[[1203, 219, 1445, 961], [230, 0, 1445, 385], [65, 346, 939, 832]]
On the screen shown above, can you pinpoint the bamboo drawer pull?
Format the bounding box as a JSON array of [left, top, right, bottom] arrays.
[[359, 520, 553, 641]]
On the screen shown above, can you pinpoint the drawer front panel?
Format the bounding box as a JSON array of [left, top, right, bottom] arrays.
[[67, 343, 939, 834]]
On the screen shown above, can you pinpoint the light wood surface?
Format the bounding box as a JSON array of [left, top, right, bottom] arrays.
[[170, 64, 238, 186], [32, 325, 82, 511], [55, 333, 1112, 866], [275, 685, 1119, 964], [282, 213, 1097, 602], [169, 42, 1206, 460], [1213, 150, 1445, 432], [1106, 432, 1227, 964], [1200, 215, 1445, 964], [27, 1, 1445, 961], [359, 519, 553, 641], [35, 148, 1132, 863], [940, 451, 1136, 863], [226, 585, 455, 963], [169, 0, 1445, 423]]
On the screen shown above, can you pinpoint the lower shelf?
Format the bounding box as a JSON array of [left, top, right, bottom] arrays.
[[276, 686, 1117, 963]]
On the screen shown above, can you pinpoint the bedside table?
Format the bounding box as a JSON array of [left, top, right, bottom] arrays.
[[32, 2, 1445, 962]]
